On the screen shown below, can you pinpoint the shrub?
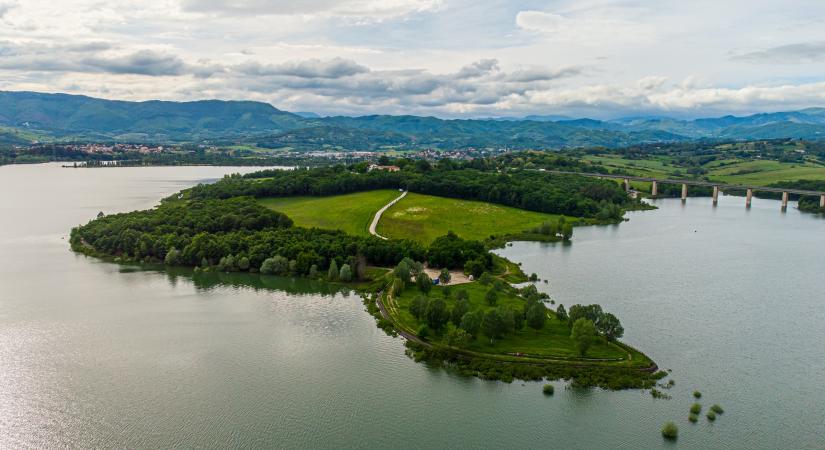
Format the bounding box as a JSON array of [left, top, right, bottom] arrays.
[[690, 403, 702, 414], [710, 404, 724, 414], [417, 324, 430, 339], [693, 390, 701, 399], [688, 413, 698, 423], [543, 384, 554, 395], [661, 421, 678, 440], [339, 264, 353, 282], [706, 410, 716, 421]]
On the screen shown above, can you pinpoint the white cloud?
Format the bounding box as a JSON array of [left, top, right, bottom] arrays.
[[2, 0, 825, 118]]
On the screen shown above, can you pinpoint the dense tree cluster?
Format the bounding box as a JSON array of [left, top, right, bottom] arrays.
[[71, 197, 426, 277], [187, 161, 635, 218]]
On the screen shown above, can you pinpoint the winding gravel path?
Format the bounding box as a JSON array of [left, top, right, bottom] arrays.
[[369, 190, 407, 239]]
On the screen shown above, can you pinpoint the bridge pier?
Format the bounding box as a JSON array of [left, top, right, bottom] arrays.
[[681, 183, 688, 202], [623, 178, 630, 191], [821, 194, 825, 208], [782, 192, 789, 211], [746, 188, 753, 208], [651, 180, 658, 197], [712, 186, 719, 206]]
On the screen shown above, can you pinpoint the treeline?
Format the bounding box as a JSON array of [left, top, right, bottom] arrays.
[[70, 197, 494, 278], [188, 160, 635, 219], [766, 180, 825, 213]]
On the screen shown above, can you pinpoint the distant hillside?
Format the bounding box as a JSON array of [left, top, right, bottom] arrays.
[[2, 90, 825, 149], [0, 91, 307, 141]]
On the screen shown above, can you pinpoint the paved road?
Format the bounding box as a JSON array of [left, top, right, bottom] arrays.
[[369, 190, 407, 239]]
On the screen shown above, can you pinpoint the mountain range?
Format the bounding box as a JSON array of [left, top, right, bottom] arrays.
[[2, 90, 825, 150]]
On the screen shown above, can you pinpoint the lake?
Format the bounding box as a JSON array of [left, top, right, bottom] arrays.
[[1, 163, 823, 448]]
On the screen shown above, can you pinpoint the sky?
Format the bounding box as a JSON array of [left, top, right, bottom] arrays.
[[2, 0, 825, 119]]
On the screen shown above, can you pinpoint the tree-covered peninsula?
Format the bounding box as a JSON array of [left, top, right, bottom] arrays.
[[70, 159, 661, 389]]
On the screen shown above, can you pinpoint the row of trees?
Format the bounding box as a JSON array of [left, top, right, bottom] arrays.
[[188, 160, 635, 219], [71, 197, 428, 278]]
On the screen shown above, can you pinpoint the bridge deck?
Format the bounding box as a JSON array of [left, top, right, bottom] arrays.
[[541, 170, 825, 196]]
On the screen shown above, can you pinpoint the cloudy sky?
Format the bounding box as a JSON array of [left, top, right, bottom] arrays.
[[2, 0, 825, 118]]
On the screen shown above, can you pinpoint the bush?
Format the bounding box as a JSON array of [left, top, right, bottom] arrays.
[[417, 324, 430, 339], [710, 404, 724, 414], [543, 384, 554, 395], [706, 410, 716, 421], [661, 421, 678, 440], [693, 390, 701, 399], [688, 413, 698, 423], [339, 264, 353, 282], [690, 403, 702, 414]]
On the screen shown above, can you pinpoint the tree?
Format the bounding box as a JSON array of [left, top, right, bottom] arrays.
[[499, 307, 515, 332], [485, 288, 498, 306], [441, 285, 452, 299], [492, 279, 505, 292], [479, 272, 493, 285], [562, 223, 573, 240], [597, 312, 624, 341], [394, 260, 411, 284], [482, 309, 506, 343], [237, 256, 250, 271], [339, 264, 352, 282], [410, 295, 429, 319], [464, 258, 486, 278], [328, 259, 339, 280], [571, 318, 597, 356], [308, 264, 318, 278], [460, 310, 482, 338], [164, 248, 181, 265], [416, 271, 432, 293], [446, 327, 471, 348], [260, 255, 287, 275], [451, 298, 470, 325], [455, 290, 469, 302], [526, 302, 547, 330], [425, 298, 449, 332], [439, 268, 451, 284], [556, 304, 567, 322], [511, 308, 524, 331]]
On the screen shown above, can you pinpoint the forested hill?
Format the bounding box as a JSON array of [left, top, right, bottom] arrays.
[[0, 91, 306, 141], [187, 159, 635, 220], [6, 91, 825, 148]]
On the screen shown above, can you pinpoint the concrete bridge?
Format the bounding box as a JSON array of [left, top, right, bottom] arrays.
[[541, 169, 825, 210]]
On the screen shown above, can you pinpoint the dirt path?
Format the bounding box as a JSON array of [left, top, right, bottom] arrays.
[[369, 190, 407, 239]]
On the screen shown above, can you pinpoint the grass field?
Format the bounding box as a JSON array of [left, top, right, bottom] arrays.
[[376, 192, 562, 244], [389, 283, 627, 359], [259, 190, 402, 236], [584, 154, 825, 187]]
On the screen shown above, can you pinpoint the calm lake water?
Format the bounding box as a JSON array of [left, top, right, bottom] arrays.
[[1, 163, 824, 449]]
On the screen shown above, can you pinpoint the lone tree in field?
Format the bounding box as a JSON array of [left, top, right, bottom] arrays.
[[451, 298, 470, 325], [410, 295, 429, 319], [425, 298, 449, 332], [460, 310, 482, 338], [526, 302, 547, 331], [571, 318, 597, 356], [417, 271, 433, 293], [485, 288, 498, 306], [482, 309, 506, 344]]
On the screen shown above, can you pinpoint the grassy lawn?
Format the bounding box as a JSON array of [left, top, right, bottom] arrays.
[[377, 192, 562, 244], [259, 190, 402, 236], [390, 282, 627, 360], [707, 160, 825, 184]]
